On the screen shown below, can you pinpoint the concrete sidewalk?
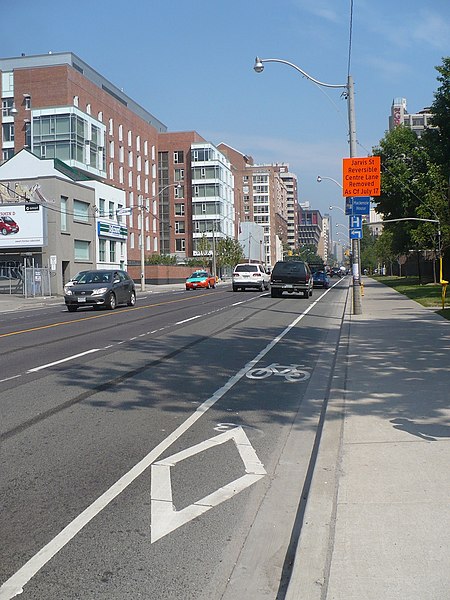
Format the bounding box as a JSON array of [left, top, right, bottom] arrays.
[[286, 277, 450, 600]]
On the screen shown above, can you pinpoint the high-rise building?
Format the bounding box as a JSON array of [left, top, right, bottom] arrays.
[[389, 98, 433, 137]]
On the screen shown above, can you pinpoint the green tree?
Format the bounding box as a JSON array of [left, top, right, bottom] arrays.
[[197, 234, 211, 267], [293, 245, 323, 266], [215, 237, 245, 270], [360, 224, 377, 273], [423, 57, 450, 178], [372, 126, 448, 257]]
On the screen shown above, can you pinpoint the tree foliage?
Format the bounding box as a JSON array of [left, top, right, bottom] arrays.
[[423, 56, 450, 178], [215, 237, 245, 268], [372, 57, 450, 258]]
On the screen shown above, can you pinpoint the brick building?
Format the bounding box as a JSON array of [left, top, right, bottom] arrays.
[[0, 52, 167, 269]]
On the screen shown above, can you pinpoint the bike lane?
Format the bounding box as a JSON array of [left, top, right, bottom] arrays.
[[1, 283, 349, 600]]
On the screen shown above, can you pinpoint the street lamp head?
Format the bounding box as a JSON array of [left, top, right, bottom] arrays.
[[317, 176, 322, 183], [253, 57, 264, 73]]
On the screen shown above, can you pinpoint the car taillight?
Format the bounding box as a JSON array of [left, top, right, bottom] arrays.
[[252, 273, 260, 277]]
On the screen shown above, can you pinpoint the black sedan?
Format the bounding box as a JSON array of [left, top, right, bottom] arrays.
[[64, 269, 136, 311]]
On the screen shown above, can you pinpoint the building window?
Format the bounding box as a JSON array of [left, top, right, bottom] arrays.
[[73, 199, 90, 222], [74, 239, 90, 260], [175, 185, 184, 198], [109, 201, 115, 219], [109, 240, 116, 262], [118, 124, 123, 141], [175, 221, 185, 233], [109, 118, 113, 135], [109, 163, 114, 179], [128, 171, 133, 187], [1, 98, 13, 117], [174, 168, 184, 181], [173, 151, 184, 164], [152, 163, 157, 179], [2, 123, 14, 142], [136, 135, 141, 152], [128, 151, 133, 167], [127, 130, 132, 146], [2, 148, 14, 161], [175, 239, 185, 252], [151, 145, 155, 160], [86, 103, 91, 115], [119, 166, 124, 184], [98, 111, 103, 122], [119, 146, 124, 163], [109, 140, 114, 158], [144, 140, 148, 156], [73, 96, 79, 107], [60, 196, 68, 232], [137, 155, 141, 172], [99, 239, 106, 262], [175, 204, 185, 216]]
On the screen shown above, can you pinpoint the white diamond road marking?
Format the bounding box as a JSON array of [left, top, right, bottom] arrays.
[[150, 426, 266, 542]]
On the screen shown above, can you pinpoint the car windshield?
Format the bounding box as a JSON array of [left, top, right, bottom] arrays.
[[74, 271, 112, 284], [273, 262, 306, 276], [190, 272, 207, 278], [3, 217, 15, 224], [235, 265, 258, 273]]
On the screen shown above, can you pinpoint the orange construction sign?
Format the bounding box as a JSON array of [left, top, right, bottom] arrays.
[[342, 156, 381, 197]]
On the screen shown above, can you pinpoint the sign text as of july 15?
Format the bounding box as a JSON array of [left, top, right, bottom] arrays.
[[342, 156, 381, 197]]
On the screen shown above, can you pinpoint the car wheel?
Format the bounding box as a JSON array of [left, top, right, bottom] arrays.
[[127, 291, 136, 306], [232, 285, 238, 292], [67, 305, 77, 312], [106, 292, 116, 310]]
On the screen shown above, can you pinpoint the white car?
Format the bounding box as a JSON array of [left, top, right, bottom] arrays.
[[232, 263, 270, 292]]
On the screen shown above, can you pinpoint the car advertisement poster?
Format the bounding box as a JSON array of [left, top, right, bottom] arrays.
[[0, 204, 45, 248]]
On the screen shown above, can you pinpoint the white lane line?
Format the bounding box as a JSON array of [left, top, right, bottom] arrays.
[[0, 374, 21, 384], [27, 349, 101, 373], [0, 301, 316, 600], [175, 315, 202, 325]]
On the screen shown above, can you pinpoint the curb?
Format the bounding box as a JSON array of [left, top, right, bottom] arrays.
[[285, 285, 351, 599]]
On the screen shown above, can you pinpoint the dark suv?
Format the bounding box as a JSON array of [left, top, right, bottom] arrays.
[[270, 260, 313, 298]]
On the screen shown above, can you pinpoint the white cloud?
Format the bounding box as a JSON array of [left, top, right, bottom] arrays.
[[290, 0, 342, 23]]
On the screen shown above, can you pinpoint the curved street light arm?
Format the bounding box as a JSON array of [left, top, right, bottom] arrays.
[[254, 57, 346, 90]]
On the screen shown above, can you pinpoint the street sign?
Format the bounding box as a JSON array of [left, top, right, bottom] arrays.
[[342, 156, 381, 197], [116, 207, 133, 216], [352, 197, 370, 215], [349, 215, 362, 229], [350, 228, 363, 239], [345, 197, 353, 215]]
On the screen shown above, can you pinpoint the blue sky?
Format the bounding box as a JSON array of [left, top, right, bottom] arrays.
[[3, 0, 450, 230]]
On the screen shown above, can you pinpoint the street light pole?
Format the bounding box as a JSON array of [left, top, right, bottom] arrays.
[[254, 57, 362, 314]]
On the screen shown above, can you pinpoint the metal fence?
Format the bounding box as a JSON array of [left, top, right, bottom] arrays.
[[0, 266, 52, 297]]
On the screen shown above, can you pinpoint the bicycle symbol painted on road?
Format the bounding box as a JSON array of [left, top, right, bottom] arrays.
[[246, 363, 311, 383]]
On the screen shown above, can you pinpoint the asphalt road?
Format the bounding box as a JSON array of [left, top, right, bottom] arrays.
[[0, 279, 349, 599]]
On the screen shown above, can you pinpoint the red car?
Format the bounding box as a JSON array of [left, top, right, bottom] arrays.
[[0, 216, 19, 235], [185, 270, 216, 290]]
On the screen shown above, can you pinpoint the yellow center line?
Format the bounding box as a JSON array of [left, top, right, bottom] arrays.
[[0, 294, 203, 339]]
